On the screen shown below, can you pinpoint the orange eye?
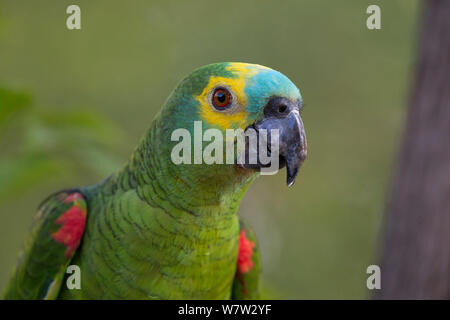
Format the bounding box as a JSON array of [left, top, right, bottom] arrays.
[[212, 88, 232, 109]]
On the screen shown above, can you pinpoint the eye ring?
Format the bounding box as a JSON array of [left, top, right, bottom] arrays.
[[212, 87, 232, 110]]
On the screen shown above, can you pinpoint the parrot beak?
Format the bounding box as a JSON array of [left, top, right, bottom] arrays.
[[242, 97, 307, 186]]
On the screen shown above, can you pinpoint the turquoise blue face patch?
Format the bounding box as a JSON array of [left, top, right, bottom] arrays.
[[243, 67, 302, 122]]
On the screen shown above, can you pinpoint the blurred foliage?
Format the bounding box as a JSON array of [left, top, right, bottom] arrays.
[[0, 86, 124, 201]]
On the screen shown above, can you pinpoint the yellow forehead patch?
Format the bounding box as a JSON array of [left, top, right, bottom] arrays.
[[226, 62, 272, 78], [196, 63, 270, 130]]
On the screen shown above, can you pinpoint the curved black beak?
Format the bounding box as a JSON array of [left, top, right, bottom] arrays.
[[243, 97, 307, 186]]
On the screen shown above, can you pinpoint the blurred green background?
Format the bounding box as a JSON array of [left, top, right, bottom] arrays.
[[0, 0, 419, 299]]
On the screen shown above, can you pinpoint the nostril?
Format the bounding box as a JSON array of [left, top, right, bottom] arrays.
[[278, 105, 287, 114]]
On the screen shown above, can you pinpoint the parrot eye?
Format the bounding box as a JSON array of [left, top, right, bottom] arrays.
[[212, 88, 232, 110]]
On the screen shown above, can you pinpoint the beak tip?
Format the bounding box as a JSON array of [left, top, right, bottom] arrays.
[[286, 166, 299, 187]]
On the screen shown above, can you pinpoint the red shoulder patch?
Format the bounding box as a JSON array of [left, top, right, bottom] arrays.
[[237, 230, 256, 274], [51, 192, 87, 258]]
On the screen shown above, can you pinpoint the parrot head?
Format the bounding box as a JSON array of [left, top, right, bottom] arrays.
[[155, 62, 307, 194]]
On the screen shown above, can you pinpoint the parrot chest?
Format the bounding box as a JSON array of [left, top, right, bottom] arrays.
[[60, 192, 240, 299]]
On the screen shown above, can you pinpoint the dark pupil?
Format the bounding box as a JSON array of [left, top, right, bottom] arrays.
[[216, 91, 227, 104]]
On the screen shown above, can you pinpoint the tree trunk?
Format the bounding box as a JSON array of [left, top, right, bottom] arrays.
[[376, 0, 450, 299]]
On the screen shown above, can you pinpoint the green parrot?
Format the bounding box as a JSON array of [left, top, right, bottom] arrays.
[[3, 62, 307, 300]]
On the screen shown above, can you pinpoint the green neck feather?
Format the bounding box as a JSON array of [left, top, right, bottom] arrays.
[[114, 110, 258, 217]]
